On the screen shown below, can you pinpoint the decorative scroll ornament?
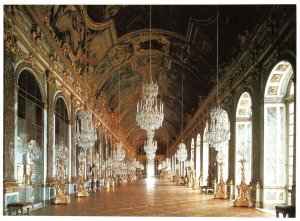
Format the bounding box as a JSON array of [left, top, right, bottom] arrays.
[[75, 109, 97, 151], [176, 142, 188, 162]]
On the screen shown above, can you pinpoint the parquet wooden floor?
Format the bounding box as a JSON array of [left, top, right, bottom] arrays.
[[31, 178, 274, 217]]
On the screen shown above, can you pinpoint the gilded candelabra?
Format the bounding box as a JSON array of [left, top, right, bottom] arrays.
[[76, 159, 89, 197], [214, 162, 228, 199], [53, 159, 70, 204], [53, 142, 70, 204], [233, 158, 253, 207]]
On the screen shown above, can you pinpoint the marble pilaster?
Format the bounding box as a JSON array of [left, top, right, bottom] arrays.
[[45, 71, 56, 185], [3, 49, 18, 192]]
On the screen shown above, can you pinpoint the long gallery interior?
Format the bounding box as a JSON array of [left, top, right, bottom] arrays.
[[2, 4, 297, 218]]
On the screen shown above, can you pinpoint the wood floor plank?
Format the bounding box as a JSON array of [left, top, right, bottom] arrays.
[[30, 178, 274, 217]]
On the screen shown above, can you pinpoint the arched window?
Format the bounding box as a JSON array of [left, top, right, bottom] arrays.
[[17, 69, 44, 196], [18, 70, 43, 144], [195, 133, 201, 180], [264, 61, 294, 205], [55, 97, 69, 176], [235, 92, 252, 188], [219, 111, 229, 183], [55, 97, 69, 146], [202, 122, 209, 186], [190, 138, 195, 164], [286, 81, 294, 205]]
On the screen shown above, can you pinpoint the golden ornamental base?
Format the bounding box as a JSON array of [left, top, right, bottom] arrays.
[[4, 180, 19, 193], [233, 198, 253, 207], [214, 192, 228, 199], [53, 195, 70, 204], [192, 183, 200, 190], [76, 190, 89, 197], [233, 159, 253, 207]]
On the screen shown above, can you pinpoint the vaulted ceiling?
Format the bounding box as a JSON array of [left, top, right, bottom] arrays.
[[46, 5, 273, 154]]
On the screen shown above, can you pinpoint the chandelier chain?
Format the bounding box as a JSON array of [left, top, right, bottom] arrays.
[[119, 67, 120, 138], [149, 4, 152, 83], [216, 5, 219, 105], [181, 48, 183, 134]]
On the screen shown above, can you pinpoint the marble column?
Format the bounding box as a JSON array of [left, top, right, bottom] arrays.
[[251, 68, 263, 207], [227, 103, 236, 196], [45, 71, 56, 185], [291, 76, 296, 206], [3, 49, 18, 192]]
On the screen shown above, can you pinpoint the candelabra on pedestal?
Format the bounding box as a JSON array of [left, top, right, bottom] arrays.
[[233, 158, 253, 207], [53, 142, 70, 204], [76, 152, 89, 197], [214, 152, 228, 199], [53, 159, 70, 204]]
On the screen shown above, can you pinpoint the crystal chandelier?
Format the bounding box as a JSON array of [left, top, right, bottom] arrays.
[[206, 107, 230, 151], [56, 140, 68, 162], [136, 83, 164, 131], [176, 142, 188, 162], [144, 130, 158, 158], [136, 5, 164, 132], [176, 46, 188, 163], [114, 67, 126, 162], [113, 143, 125, 162], [75, 109, 97, 151], [205, 9, 231, 152], [146, 151, 156, 161]]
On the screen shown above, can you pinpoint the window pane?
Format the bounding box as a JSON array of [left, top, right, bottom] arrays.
[[289, 103, 294, 114], [289, 177, 293, 186], [265, 107, 277, 184], [289, 136, 293, 146], [36, 106, 43, 127], [17, 118, 26, 135], [289, 125, 294, 134], [26, 100, 36, 124], [289, 114, 294, 125], [18, 94, 26, 119]]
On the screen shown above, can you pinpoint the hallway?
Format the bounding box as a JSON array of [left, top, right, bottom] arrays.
[[31, 178, 274, 217]]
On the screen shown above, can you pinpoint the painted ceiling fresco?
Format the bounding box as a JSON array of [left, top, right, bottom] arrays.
[[43, 5, 274, 152]]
